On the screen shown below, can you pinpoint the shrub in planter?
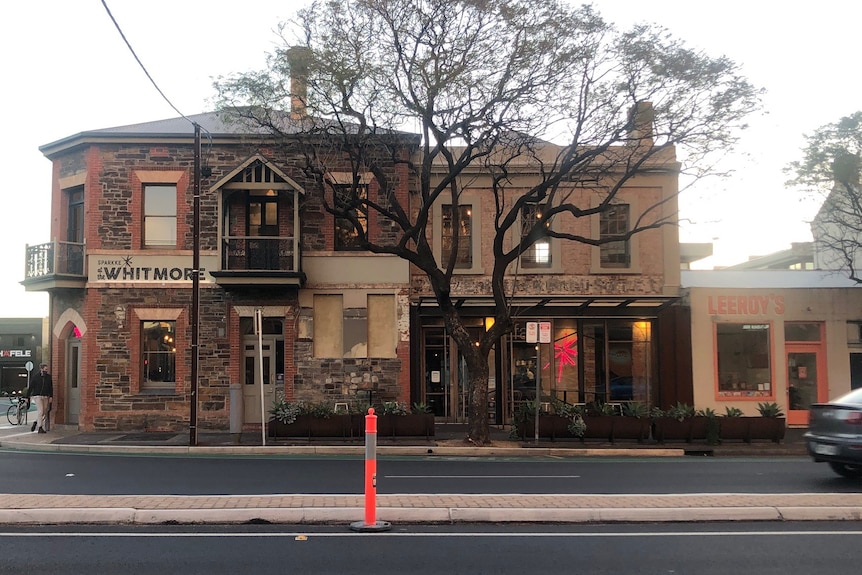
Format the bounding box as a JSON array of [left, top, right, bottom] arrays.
[[375, 401, 435, 437], [652, 403, 706, 442], [268, 400, 351, 438], [514, 400, 584, 440], [718, 403, 786, 443]]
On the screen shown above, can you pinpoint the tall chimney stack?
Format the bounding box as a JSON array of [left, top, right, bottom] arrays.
[[285, 46, 311, 119], [627, 101, 655, 144]]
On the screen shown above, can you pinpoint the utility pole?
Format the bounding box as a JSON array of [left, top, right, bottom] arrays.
[[190, 123, 201, 446]]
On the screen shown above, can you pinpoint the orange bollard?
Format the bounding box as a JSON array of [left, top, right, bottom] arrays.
[[349, 408, 392, 532]]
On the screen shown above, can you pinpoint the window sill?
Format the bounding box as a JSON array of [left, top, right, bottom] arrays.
[[138, 387, 179, 396]]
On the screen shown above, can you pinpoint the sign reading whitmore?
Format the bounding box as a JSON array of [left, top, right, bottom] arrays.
[[89, 254, 219, 284]]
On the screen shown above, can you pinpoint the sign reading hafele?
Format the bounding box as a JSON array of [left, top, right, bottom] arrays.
[[0, 349, 31, 357], [89, 254, 219, 284]]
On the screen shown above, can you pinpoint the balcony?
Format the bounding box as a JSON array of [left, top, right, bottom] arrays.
[[209, 236, 305, 288], [21, 241, 86, 291]]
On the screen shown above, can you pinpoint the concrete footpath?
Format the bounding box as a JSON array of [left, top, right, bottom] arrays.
[[1, 423, 859, 526]]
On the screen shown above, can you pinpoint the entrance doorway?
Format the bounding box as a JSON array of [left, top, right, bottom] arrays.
[[785, 322, 825, 426], [242, 337, 277, 424], [422, 325, 487, 422], [66, 339, 81, 425], [786, 347, 823, 426]]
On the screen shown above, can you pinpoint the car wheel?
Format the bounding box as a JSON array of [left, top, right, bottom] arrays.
[[828, 462, 862, 478]]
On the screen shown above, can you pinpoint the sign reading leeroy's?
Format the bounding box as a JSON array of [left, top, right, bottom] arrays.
[[90, 254, 218, 284], [707, 294, 785, 315]]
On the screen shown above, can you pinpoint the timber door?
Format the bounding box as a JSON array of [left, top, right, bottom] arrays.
[[242, 337, 277, 424]]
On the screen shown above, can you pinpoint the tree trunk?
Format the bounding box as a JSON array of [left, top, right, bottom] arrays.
[[462, 346, 491, 445]]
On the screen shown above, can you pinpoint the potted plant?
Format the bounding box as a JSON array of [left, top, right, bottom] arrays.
[[696, 407, 720, 445], [752, 401, 786, 443]]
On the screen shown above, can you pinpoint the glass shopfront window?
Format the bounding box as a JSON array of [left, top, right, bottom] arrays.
[[716, 323, 773, 398]]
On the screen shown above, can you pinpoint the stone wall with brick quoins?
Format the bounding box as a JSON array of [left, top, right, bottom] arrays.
[[42, 135, 415, 432], [412, 169, 676, 301]]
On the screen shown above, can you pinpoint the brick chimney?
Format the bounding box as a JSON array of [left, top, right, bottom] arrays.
[[285, 46, 312, 119], [627, 101, 655, 144]]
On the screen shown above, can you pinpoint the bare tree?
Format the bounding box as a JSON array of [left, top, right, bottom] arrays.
[[215, 0, 761, 444], [786, 112, 862, 279]]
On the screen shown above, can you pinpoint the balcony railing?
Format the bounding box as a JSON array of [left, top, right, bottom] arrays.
[[221, 236, 297, 272], [24, 241, 86, 280]]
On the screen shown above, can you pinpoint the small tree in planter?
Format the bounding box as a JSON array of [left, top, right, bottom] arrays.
[[719, 403, 785, 443], [375, 401, 435, 437], [754, 401, 786, 443]]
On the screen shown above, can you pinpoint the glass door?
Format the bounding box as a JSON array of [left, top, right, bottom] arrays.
[[786, 349, 820, 426]]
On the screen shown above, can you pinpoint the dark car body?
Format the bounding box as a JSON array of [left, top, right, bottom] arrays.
[[805, 388, 862, 478]]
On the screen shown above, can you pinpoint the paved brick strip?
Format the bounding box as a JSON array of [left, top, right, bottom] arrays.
[[2, 493, 860, 510]]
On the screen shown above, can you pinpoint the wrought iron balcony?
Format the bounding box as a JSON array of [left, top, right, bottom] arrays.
[[22, 240, 86, 290], [210, 236, 304, 288]]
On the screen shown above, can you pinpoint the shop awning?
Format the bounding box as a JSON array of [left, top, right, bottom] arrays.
[[415, 294, 679, 318]]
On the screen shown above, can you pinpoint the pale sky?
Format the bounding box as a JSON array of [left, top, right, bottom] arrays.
[[1, 1, 858, 318]]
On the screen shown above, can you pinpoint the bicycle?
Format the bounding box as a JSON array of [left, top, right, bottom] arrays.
[[6, 396, 29, 426]]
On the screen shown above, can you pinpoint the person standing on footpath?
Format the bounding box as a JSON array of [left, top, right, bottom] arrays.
[[27, 363, 53, 433]]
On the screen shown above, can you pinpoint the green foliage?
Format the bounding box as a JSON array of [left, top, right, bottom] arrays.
[[622, 401, 649, 418], [786, 111, 862, 190], [380, 401, 410, 415], [649, 406, 666, 419], [666, 402, 695, 421], [301, 402, 335, 418], [586, 401, 618, 416], [269, 399, 300, 425], [696, 407, 718, 418], [723, 406, 744, 417], [554, 400, 587, 438], [756, 402, 785, 418], [412, 402, 433, 414]]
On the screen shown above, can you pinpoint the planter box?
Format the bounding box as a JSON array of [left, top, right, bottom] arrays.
[[719, 417, 786, 443], [268, 414, 353, 438], [518, 415, 573, 440], [653, 416, 711, 443], [375, 413, 436, 437], [582, 416, 615, 441], [608, 417, 651, 442]]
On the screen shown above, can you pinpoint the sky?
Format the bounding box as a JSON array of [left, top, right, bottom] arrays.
[[1, 0, 859, 318]]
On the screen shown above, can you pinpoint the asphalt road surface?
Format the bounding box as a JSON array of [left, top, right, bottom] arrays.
[[0, 522, 859, 575], [0, 450, 858, 496]]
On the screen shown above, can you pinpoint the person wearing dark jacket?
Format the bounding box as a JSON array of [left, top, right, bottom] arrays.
[[26, 363, 53, 433]]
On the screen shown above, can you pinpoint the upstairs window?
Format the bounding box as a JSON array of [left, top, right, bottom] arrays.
[[67, 186, 84, 243], [442, 204, 473, 268], [600, 204, 630, 268], [144, 184, 177, 248], [520, 202, 551, 269], [334, 184, 368, 250]]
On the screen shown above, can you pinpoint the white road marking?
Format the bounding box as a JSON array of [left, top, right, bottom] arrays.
[[0, 530, 859, 538]]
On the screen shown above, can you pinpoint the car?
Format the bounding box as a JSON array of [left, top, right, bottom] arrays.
[[805, 388, 862, 478]]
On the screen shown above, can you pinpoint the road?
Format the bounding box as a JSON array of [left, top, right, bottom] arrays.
[[0, 522, 858, 574], [0, 450, 857, 495]]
